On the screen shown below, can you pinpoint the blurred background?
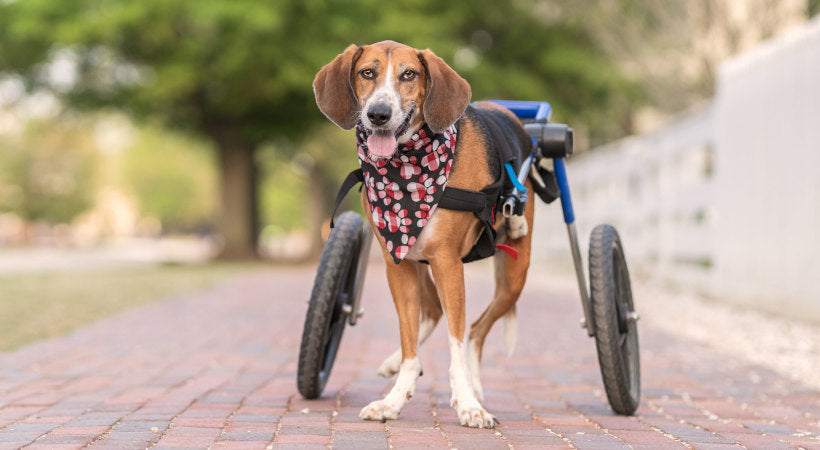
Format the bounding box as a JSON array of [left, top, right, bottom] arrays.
[[1, 1, 819, 349]]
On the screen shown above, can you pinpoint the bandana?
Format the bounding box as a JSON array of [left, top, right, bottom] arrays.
[[356, 123, 456, 263]]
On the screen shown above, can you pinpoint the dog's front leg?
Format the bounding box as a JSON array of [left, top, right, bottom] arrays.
[[429, 253, 495, 428], [377, 264, 443, 378], [360, 259, 422, 422]]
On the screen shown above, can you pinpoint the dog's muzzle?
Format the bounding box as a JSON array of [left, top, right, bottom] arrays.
[[362, 107, 415, 159]]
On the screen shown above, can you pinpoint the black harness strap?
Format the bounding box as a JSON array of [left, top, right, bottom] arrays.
[[529, 164, 560, 204], [438, 187, 486, 212], [329, 168, 364, 228]]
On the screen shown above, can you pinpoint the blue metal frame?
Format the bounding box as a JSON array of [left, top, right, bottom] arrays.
[[488, 100, 552, 121], [552, 158, 575, 225]]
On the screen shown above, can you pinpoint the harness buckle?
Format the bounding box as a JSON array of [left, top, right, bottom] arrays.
[[501, 190, 528, 217]]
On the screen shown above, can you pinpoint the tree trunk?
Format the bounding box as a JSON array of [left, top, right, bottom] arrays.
[[215, 139, 259, 259], [305, 163, 331, 257]]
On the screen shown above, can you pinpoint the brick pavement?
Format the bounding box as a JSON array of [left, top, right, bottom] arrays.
[[0, 262, 818, 449]]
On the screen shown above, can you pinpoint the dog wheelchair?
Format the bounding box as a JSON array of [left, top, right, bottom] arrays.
[[297, 100, 641, 416]]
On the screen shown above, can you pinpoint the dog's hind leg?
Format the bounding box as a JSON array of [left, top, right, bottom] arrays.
[[377, 265, 443, 377], [360, 259, 423, 422], [468, 181, 535, 403]]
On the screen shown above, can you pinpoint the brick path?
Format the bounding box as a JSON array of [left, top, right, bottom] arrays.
[[1, 262, 818, 449]]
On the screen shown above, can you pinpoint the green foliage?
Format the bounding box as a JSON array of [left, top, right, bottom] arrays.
[[123, 125, 218, 233], [0, 0, 641, 146], [810, 0, 820, 17], [258, 150, 305, 232], [0, 118, 97, 223], [258, 125, 363, 232]]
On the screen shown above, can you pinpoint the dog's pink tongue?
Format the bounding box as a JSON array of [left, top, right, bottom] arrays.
[[367, 131, 397, 158]]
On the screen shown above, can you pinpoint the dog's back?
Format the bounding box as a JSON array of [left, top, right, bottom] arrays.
[[461, 102, 532, 183]]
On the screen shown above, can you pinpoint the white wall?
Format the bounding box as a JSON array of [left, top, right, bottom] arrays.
[[714, 15, 820, 320], [532, 16, 820, 322]]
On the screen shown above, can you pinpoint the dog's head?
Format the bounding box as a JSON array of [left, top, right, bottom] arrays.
[[313, 41, 471, 160]]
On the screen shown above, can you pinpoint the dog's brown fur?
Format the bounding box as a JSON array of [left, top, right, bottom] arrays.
[[314, 41, 534, 428]]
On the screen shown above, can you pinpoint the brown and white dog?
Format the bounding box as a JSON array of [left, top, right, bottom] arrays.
[[313, 41, 534, 428]]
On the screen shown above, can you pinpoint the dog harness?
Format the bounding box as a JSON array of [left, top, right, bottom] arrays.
[[331, 106, 559, 264]]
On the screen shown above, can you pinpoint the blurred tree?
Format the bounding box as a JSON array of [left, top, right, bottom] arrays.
[[0, 0, 646, 258], [0, 119, 97, 224], [811, 0, 820, 16], [560, 0, 809, 130], [124, 125, 218, 234]]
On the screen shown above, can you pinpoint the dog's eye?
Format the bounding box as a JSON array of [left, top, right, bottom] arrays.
[[360, 68, 375, 79], [401, 70, 417, 81]]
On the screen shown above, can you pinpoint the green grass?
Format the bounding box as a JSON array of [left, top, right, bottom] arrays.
[[0, 262, 259, 352]]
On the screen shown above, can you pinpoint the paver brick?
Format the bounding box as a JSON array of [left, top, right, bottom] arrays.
[[0, 267, 817, 449], [211, 441, 272, 449], [49, 425, 110, 436], [274, 433, 330, 444], [29, 434, 96, 445], [224, 421, 279, 433], [217, 431, 275, 442]]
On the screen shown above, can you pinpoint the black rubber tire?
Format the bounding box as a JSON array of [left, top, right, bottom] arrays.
[[588, 224, 640, 415], [297, 211, 364, 399]]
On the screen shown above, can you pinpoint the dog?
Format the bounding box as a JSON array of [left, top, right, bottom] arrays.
[[313, 41, 535, 428]]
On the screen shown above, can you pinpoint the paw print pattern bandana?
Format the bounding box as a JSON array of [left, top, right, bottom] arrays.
[[356, 123, 456, 263]]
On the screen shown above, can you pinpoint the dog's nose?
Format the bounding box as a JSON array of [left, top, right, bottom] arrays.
[[367, 103, 392, 126]]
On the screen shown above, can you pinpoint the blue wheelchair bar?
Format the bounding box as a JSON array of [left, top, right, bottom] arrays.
[[486, 100, 595, 336], [487, 99, 552, 121]]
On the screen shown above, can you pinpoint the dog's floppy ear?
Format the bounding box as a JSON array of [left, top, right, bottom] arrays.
[[418, 49, 472, 133], [313, 44, 363, 130]]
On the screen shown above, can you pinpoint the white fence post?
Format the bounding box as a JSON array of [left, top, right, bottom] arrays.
[[714, 16, 820, 321]]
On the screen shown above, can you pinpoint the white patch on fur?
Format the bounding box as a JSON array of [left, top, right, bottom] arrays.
[[377, 349, 402, 378], [448, 335, 494, 428], [377, 318, 436, 377], [360, 357, 420, 421], [467, 339, 484, 404], [362, 55, 406, 134], [506, 215, 528, 240], [503, 306, 517, 357]]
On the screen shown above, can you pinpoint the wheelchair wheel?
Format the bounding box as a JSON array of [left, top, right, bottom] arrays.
[[588, 224, 640, 415], [297, 211, 365, 399]]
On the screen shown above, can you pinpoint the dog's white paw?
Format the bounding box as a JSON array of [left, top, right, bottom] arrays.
[[507, 215, 528, 240], [360, 399, 400, 422], [376, 350, 402, 378], [455, 400, 495, 428]]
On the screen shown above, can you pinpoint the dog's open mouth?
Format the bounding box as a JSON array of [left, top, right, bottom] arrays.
[[365, 107, 414, 159]]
